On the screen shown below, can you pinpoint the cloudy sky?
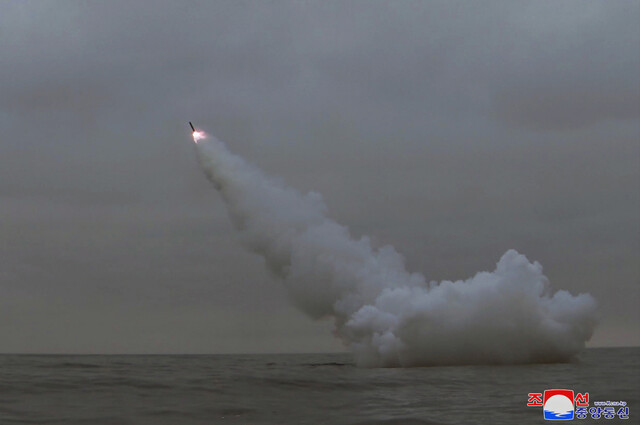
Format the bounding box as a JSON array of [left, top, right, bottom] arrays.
[[1, 1, 638, 354]]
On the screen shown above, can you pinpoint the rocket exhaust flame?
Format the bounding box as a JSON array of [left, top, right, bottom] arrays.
[[192, 131, 598, 367], [192, 131, 206, 143]]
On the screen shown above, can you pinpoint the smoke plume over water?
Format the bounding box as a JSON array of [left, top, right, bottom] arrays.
[[194, 134, 598, 367]]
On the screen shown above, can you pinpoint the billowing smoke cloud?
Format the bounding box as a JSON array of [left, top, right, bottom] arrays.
[[194, 134, 598, 367]]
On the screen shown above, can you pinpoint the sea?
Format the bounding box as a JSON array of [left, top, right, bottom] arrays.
[[1, 347, 637, 425]]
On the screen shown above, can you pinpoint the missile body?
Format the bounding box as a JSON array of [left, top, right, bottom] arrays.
[[189, 122, 196, 132]]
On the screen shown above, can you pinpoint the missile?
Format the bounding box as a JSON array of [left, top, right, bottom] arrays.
[[189, 122, 196, 132]]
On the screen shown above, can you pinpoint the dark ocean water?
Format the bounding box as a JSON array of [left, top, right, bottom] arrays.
[[1, 348, 637, 425]]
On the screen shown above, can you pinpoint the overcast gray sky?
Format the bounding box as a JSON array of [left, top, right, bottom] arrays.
[[1, 0, 638, 354]]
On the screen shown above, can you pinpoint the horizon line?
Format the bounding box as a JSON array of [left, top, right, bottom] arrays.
[[1, 346, 638, 356]]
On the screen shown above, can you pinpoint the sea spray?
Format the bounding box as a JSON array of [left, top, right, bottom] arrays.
[[194, 133, 598, 367]]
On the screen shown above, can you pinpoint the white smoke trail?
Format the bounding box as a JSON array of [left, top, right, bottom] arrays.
[[194, 134, 598, 367]]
